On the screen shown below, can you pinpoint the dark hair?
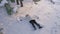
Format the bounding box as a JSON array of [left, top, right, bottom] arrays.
[[26, 14, 29, 17]]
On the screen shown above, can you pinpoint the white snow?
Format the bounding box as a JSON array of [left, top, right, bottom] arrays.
[[0, 0, 60, 34], [13, 6, 18, 13]]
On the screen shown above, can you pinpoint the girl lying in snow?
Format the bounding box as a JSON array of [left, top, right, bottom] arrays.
[[25, 14, 43, 30], [18, 14, 43, 30]]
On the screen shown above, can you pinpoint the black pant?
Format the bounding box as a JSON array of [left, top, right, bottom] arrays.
[[29, 20, 42, 30], [16, 0, 19, 5], [16, 0, 23, 7], [20, 0, 23, 7]]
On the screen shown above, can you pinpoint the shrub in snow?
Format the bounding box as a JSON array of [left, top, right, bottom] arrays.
[[5, 3, 13, 15], [10, 0, 15, 2], [0, 0, 2, 3], [0, 0, 8, 7]]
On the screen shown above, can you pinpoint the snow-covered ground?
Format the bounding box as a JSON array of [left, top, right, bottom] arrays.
[[0, 0, 60, 34]]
